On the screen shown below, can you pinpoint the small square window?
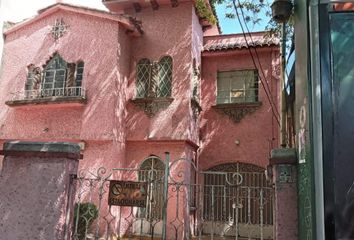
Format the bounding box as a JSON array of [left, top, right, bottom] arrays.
[[217, 70, 259, 104]]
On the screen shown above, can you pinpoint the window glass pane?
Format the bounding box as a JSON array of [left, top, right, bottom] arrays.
[[25, 71, 34, 90], [138, 157, 165, 220], [42, 54, 68, 90], [44, 75, 54, 83], [217, 77, 230, 91], [77, 62, 84, 68], [43, 83, 53, 89], [243, 71, 255, 102], [217, 70, 258, 104], [136, 59, 151, 98], [45, 71, 55, 77], [217, 72, 231, 103], [75, 62, 84, 87], [158, 56, 172, 97]]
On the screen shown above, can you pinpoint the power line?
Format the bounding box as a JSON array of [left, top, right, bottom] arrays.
[[236, 0, 278, 110], [232, 0, 281, 126]]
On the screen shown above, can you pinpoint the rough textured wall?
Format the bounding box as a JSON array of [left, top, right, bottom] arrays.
[[0, 10, 132, 170], [0, 10, 122, 143], [125, 3, 196, 142], [203, 25, 220, 36], [0, 142, 80, 240], [200, 48, 279, 170], [189, 7, 204, 144]]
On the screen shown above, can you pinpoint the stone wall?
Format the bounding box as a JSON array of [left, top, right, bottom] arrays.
[[270, 148, 298, 240], [0, 141, 81, 240]]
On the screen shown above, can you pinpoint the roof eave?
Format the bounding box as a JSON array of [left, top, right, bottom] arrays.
[[4, 4, 142, 37], [202, 44, 280, 57]]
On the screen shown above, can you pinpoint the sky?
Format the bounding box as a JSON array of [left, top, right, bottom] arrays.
[[0, 0, 269, 33], [0, 0, 270, 63], [215, 2, 269, 34]]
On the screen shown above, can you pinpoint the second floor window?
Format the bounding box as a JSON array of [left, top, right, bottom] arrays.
[[217, 70, 259, 104], [24, 53, 85, 98], [42, 54, 67, 90], [136, 56, 172, 98]]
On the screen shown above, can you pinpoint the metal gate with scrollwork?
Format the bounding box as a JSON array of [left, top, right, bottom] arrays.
[[69, 153, 274, 240]]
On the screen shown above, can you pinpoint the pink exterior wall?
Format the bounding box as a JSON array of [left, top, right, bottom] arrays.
[[0, 142, 80, 240], [123, 3, 201, 169], [0, 2, 280, 239], [125, 3, 195, 141], [199, 47, 280, 170], [0, 2, 279, 179], [203, 24, 220, 36], [0, 9, 129, 170]]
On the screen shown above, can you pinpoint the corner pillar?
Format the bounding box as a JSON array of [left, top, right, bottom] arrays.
[[270, 148, 298, 240], [0, 141, 82, 240]]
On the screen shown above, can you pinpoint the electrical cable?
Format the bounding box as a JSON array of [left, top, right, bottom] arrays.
[[232, 0, 281, 125], [236, 0, 278, 109]]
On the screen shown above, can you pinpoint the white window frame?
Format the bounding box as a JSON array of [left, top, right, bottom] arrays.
[[217, 69, 259, 104]]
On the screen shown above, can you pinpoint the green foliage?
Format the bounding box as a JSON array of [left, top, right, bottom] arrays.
[[211, 0, 294, 42], [73, 202, 99, 240], [196, 0, 218, 25]]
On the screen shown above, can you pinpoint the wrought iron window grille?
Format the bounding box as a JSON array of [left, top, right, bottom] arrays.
[[6, 54, 86, 106], [133, 56, 173, 117], [136, 56, 172, 99]]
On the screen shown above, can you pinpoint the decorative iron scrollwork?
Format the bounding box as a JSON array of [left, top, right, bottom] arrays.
[[131, 97, 174, 117], [213, 102, 262, 123]]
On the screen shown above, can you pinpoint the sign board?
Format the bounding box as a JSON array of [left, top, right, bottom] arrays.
[[108, 180, 147, 207]]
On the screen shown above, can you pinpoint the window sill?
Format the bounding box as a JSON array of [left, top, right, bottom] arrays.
[[212, 102, 262, 123], [5, 96, 87, 107], [130, 97, 174, 117]]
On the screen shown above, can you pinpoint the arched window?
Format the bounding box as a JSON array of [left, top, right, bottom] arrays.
[[24, 53, 86, 98], [136, 58, 151, 98], [203, 163, 273, 227], [138, 156, 165, 220], [136, 56, 172, 98], [42, 53, 68, 90], [157, 56, 172, 97]]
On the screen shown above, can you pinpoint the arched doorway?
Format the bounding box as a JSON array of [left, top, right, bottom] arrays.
[[202, 162, 274, 239], [138, 156, 165, 221]]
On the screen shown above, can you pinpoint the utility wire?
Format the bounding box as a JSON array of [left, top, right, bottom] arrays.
[[232, 0, 281, 125], [236, 0, 278, 111]]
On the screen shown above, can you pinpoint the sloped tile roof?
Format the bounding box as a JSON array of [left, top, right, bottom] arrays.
[[4, 3, 143, 36], [203, 32, 279, 52]]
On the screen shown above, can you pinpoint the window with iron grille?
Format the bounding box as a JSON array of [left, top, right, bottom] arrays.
[[217, 70, 259, 104], [42, 54, 67, 93], [23, 54, 85, 98], [138, 156, 165, 220], [136, 58, 151, 98], [157, 56, 172, 97], [203, 163, 273, 226], [136, 56, 172, 98]]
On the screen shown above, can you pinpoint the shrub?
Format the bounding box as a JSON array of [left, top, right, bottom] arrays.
[[73, 202, 99, 240]]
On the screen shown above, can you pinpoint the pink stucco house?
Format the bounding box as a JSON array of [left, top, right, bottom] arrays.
[[0, 0, 279, 239]]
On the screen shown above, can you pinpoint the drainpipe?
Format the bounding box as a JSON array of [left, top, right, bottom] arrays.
[[280, 23, 287, 147], [271, 0, 293, 147]]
